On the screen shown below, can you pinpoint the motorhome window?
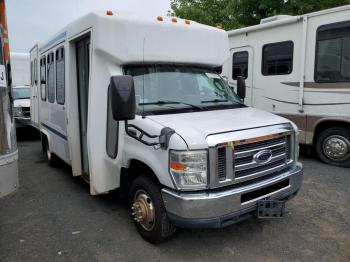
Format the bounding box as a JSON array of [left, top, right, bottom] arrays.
[[47, 52, 55, 103], [56, 47, 65, 104], [232, 51, 248, 79], [124, 65, 243, 115], [40, 57, 46, 101], [106, 85, 119, 158], [262, 41, 293, 75], [315, 20, 350, 82]]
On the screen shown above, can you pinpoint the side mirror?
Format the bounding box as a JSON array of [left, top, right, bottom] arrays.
[[110, 75, 136, 121], [237, 76, 246, 100]]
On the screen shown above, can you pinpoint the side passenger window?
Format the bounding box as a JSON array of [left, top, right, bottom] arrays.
[[47, 53, 55, 103], [40, 57, 46, 101], [315, 20, 350, 82], [106, 85, 119, 158], [232, 51, 248, 80], [262, 41, 293, 75], [56, 47, 65, 104]]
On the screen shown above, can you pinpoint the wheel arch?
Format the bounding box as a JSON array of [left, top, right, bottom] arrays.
[[313, 119, 350, 145], [119, 159, 163, 201]]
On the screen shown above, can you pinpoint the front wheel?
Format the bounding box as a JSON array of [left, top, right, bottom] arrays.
[[316, 127, 350, 167], [130, 176, 176, 243]]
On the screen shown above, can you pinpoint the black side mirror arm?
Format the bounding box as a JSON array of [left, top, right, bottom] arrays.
[[124, 121, 175, 150]]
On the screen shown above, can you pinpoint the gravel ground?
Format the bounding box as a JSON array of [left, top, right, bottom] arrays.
[[1, 132, 349, 262]]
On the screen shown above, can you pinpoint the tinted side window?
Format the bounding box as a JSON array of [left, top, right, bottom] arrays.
[[40, 56, 46, 100], [315, 20, 350, 82], [106, 85, 119, 158], [56, 47, 65, 104], [232, 51, 248, 80], [47, 53, 55, 103], [30, 61, 33, 85], [262, 41, 293, 75], [34, 58, 37, 84]]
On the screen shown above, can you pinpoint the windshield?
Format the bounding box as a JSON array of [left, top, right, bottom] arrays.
[[124, 65, 244, 115], [12, 87, 31, 99]]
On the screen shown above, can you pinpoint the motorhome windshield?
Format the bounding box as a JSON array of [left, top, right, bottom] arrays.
[[124, 65, 244, 115], [12, 87, 30, 99]]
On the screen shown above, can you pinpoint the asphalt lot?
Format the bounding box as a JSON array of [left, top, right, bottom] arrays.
[[1, 130, 350, 262]]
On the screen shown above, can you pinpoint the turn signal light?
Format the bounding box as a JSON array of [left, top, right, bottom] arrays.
[[170, 162, 185, 171]]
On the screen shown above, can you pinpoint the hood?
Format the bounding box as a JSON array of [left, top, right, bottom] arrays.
[[148, 107, 291, 149], [14, 99, 30, 108]]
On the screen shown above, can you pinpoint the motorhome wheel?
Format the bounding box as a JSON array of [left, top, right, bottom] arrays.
[[316, 127, 350, 167], [130, 176, 175, 243]]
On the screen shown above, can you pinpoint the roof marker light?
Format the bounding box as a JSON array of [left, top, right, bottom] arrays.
[[216, 25, 223, 29], [157, 16, 164, 21], [185, 20, 191, 25], [106, 10, 113, 16], [171, 17, 177, 23]]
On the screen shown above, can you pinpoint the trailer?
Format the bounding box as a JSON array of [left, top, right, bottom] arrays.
[[31, 11, 302, 243], [224, 5, 350, 167], [0, 0, 19, 197]]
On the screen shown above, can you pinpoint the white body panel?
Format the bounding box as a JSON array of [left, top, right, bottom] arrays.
[[10, 52, 30, 86], [31, 12, 295, 195], [224, 5, 350, 145]]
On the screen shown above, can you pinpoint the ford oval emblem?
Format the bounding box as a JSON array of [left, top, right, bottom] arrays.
[[253, 149, 273, 164]]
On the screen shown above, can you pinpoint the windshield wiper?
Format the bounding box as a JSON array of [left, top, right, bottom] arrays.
[[139, 100, 203, 110], [201, 99, 229, 103]]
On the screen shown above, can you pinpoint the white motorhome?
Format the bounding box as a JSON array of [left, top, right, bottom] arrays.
[[0, 0, 18, 198], [30, 12, 303, 243], [224, 5, 350, 167]]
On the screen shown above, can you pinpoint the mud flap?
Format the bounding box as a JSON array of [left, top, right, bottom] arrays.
[[257, 200, 285, 218]]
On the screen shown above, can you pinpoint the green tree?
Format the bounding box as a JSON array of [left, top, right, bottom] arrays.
[[170, 0, 350, 30]]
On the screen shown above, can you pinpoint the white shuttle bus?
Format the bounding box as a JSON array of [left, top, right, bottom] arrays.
[[0, 0, 18, 198], [30, 12, 303, 243], [224, 5, 350, 167]]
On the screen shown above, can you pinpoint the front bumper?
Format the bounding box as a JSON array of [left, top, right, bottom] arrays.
[[162, 163, 303, 228]]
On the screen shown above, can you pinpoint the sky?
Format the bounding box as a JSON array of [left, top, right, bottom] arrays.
[[7, 0, 171, 53]]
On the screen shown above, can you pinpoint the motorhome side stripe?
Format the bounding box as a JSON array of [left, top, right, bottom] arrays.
[[39, 32, 67, 53], [41, 123, 67, 141]]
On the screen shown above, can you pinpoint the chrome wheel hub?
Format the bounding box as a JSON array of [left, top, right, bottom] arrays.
[[132, 190, 155, 231], [46, 148, 51, 161], [323, 135, 350, 160]]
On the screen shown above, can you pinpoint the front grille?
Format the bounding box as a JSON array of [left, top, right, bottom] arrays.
[[22, 107, 30, 117], [216, 134, 293, 184], [217, 147, 226, 180]]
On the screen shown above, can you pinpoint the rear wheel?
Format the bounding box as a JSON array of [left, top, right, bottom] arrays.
[[42, 136, 57, 166], [316, 127, 350, 167], [130, 176, 175, 243]]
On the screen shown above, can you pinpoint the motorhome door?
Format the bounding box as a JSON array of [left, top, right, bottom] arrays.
[[76, 36, 90, 176], [30, 46, 39, 127], [229, 47, 254, 106]]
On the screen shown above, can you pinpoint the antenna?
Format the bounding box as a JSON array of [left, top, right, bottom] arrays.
[[142, 37, 146, 119]]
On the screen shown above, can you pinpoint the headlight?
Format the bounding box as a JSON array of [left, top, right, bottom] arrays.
[[169, 150, 208, 190], [14, 107, 23, 117]]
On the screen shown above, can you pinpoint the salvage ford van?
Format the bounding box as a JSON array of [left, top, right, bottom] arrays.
[[30, 12, 303, 243]]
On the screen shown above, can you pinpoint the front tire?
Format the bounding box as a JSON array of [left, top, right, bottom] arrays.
[[316, 127, 350, 167], [130, 176, 175, 243]]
